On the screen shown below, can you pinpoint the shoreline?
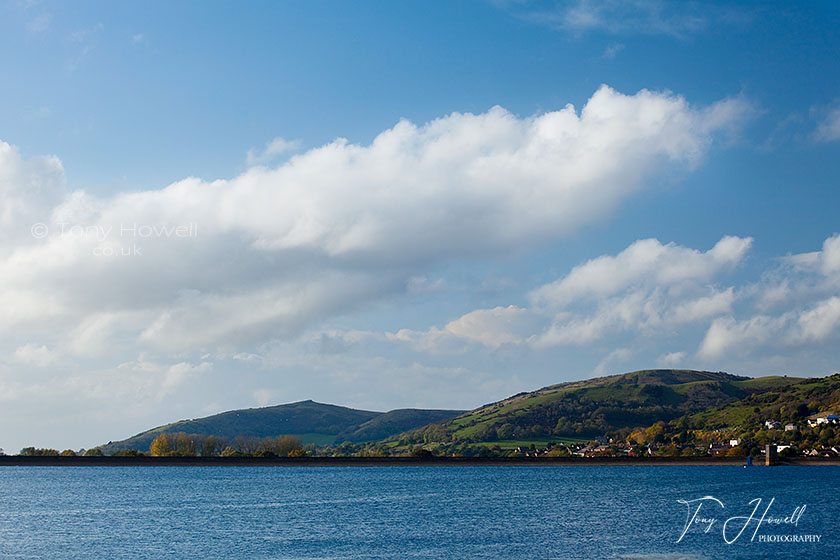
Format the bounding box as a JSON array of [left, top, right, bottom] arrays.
[[1, 456, 838, 467]]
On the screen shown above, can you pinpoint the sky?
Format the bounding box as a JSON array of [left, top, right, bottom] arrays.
[[0, 0, 839, 452]]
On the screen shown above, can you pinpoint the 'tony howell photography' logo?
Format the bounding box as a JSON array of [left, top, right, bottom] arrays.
[[676, 496, 821, 545], [30, 222, 198, 257]]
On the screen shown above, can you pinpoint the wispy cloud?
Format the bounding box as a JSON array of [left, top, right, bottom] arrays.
[[25, 12, 51, 33], [658, 351, 687, 367], [66, 23, 104, 73], [395, 235, 750, 352], [602, 42, 625, 59], [813, 103, 840, 142], [698, 234, 840, 359], [246, 136, 302, 166], [500, 0, 747, 39], [388, 232, 840, 371]]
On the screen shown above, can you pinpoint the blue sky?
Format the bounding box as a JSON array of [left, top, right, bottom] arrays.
[[0, 0, 839, 451]]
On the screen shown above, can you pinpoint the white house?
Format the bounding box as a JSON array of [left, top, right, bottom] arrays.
[[807, 413, 839, 427]]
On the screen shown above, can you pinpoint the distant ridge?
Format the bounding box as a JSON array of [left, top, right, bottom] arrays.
[[100, 369, 826, 454], [388, 369, 803, 449], [100, 400, 464, 454]]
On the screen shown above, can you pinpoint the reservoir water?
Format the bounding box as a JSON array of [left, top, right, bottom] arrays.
[[0, 466, 834, 559]]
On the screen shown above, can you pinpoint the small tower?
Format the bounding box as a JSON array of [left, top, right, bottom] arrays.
[[765, 444, 777, 466]]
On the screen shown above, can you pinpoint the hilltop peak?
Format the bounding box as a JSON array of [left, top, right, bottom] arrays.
[[609, 369, 746, 385]]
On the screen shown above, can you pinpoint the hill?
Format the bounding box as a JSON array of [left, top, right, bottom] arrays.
[[336, 408, 467, 443], [100, 400, 464, 454], [387, 369, 806, 449], [685, 373, 840, 431], [97, 369, 838, 456]]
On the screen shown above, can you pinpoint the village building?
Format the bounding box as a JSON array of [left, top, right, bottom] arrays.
[[807, 413, 839, 427]]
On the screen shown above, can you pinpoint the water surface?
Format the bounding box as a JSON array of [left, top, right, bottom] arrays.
[[0, 466, 834, 559]]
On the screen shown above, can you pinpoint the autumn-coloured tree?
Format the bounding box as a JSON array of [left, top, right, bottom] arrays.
[[171, 433, 199, 456], [19, 447, 59, 456], [113, 449, 144, 457], [149, 433, 173, 456]]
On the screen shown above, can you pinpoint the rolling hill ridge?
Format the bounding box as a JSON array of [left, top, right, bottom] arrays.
[[100, 400, 464, 454], [388, 369, 807, 447], [99, 369, 839, 455]]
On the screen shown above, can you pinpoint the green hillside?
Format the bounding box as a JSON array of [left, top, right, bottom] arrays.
[[100, 400, 463, 453], [95, 369, 839, 457], [388, 369, 806, 448], [686, 374, 840, 430], [337, 408, 467, 443]]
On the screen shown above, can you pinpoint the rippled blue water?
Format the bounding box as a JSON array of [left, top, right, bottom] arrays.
[[0, 466, 835, 559]]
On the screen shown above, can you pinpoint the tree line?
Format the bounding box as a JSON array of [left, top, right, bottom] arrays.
[[147, 432, 306, 457], [16, 433, 307, 458]]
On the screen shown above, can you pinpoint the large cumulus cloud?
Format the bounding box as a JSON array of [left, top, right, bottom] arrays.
[[0, 85, 749, 356]]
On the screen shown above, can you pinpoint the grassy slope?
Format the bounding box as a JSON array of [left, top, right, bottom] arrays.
[[100, 401, 463, 453], [390, 370, 809, 449], [337, 408, 465, 442], [688, 374, 840, 429], [99, 370, 838, 454]]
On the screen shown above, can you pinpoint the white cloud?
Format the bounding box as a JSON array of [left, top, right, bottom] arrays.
[[695, 233, 840, 361], [444, 305, 536, 348], [593, 347, 633, 377], [394, 236, 748, 351], [698, 315, 786, 360], [507, 0, 744, 39], [698, 297, 840, 361], [12, 344, 57, 368], [392, 305, 539, 351], [752, 234, 840, 313], [0, 353, 217, 451], [0, 141, 65, 245], [532, 286, 737, 348], [603, 42, 625, 59], [531, 236, 751, 307], [821, 234, 840, 275], [112, 356, 213, 398], [796, 297, 840, 343], [26, 13, 51, 34], [671, 288, 735, 324], [658, 351, 687, 367], [814, 105, 840, 142], [406, 275, 446, 294], [246, 137, 302, 166], [0, 85, 748, 358], [66, 23, 104, 73]]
